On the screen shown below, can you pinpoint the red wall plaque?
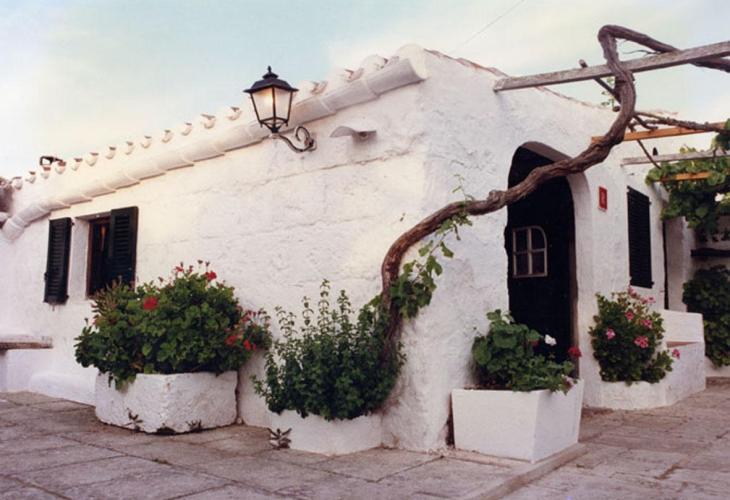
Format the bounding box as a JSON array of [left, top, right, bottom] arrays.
[[598, 186, 608, 211]]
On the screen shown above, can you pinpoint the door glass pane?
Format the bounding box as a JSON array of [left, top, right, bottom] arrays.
[[515, 253, 529, 276], [531, 228, 545, 249], [514, 229, 528, 251], [532, 250, 546, 274]]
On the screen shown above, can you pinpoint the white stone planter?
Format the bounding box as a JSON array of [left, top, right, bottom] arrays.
[[584, 342, 706, 410], [269, 410, 382, 455], [95, 371, 238, 434], [451, 380, 584, 463]]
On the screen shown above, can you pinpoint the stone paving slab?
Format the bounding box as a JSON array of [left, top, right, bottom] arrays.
[[1, 380, 729, 499]]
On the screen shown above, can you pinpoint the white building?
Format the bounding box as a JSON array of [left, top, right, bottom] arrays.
[[0, 46, 712, 451]]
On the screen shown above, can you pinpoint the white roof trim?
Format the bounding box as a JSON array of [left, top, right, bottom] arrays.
[[2, 45, 428, 241]]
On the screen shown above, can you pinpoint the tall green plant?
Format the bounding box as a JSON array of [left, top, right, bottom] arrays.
[[255, 208, 471, 420], [254, 281, 402, 420], [683, 266, 730, 367]]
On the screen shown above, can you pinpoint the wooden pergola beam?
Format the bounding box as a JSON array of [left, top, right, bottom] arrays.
[[622, 149, 730, 166], [494, 40, 730, 91], [594, 123, 726, 143], [660, 172, 711, 182]]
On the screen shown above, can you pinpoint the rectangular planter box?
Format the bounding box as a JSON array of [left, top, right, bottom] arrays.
[[452, 380, 583, 463], [95, 371, 237, 434], [584, 342, 706, 410], [269, 410, 382, 455]]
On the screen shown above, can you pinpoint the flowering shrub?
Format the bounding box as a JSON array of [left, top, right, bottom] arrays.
[[75, 262, 270, 386], [254, 281, 403, 421], [589, 288, 673, 384], [683, 266, 730, 367], [471, 310, 576, 393]]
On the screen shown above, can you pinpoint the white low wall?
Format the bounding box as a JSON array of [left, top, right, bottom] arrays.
[[660, 309, 704, 343], [585, 341, 705, 410], [706, 358, 730, 378]]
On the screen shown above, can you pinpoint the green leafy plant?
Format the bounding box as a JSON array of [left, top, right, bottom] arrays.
[[471, 310, 576, 393], [255, 205, 471, 420], [683, 266, 730, 367], [75, 262, 270, 386], [645, 122, 730, 239], [589, 288, 674, 384], [254, 281, 404, 420]]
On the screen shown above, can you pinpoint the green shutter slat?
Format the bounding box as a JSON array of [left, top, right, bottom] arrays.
[[44, 218, 72, 304], [107, 207, 138, 286]]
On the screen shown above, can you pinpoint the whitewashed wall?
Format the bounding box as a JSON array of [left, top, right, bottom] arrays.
[[0, 47, 693, 451]]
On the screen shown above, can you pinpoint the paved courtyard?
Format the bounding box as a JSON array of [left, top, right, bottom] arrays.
[[0, 379, 728, 499]]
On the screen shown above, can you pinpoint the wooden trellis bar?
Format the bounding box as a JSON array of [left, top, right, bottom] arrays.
[[593, 123, 725, 143], [621, 149, 730, 166], [493, 41, 730, 91], [660, 172, 711, 182]]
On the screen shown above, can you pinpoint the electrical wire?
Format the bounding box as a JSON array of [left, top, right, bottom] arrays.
[[451, 0, 528, 52]]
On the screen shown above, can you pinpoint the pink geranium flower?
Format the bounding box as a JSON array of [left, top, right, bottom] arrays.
[[672, 348, 681, 359], [634, 336, 649, 349], [641, 319, 653, 329], [605, 328, 616, 340], [625, 311, 635, 321]]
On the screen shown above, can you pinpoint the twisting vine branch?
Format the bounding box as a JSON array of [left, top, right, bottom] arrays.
[[377, 25, 730, 347]]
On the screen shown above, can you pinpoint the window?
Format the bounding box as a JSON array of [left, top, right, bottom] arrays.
[[627, 188, 653, 288], [511, 226, 547, 278], [87, 207, 138, 296], [44, 218, 72, 304]]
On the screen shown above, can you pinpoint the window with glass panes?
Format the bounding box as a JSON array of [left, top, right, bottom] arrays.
[[511, 226, 548, 278]]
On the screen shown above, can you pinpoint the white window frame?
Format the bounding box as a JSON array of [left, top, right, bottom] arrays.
[[511, 226, 548, 278]]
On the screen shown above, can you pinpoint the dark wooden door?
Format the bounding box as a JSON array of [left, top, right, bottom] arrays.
[[505, 148, 574, 361]]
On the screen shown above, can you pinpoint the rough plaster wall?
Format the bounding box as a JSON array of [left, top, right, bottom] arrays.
[[0, 83, 431, 409], [380, 54, 680, 450], [0, 48, 697, 451]]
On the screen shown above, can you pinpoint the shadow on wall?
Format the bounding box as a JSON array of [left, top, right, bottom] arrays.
[[0, 181, 12, 214]]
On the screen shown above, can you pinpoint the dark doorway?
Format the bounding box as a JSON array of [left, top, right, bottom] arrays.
[[504, 147, 575, 362]]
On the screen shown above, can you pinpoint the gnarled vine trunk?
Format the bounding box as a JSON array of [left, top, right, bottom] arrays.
[[379, 25, 730, 345]]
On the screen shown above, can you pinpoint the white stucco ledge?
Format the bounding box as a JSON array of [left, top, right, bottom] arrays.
[[660, 309, 704, 343], [584, 342, 705, 410], [0, 45, 429, 242], [705, 358, 730, 378], [94, 371, 238, 433], [452, 381, 584, 463], [269, 410, 382, 455]]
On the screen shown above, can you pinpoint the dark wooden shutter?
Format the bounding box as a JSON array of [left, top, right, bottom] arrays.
[[107, 207, 138, 286], [627, 188, 653, 288], [44, 218, 72, 304]]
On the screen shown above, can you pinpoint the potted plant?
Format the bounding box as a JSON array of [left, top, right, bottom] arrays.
[[75, 262, 270, 433], [586, 287, 679, 409], [451, 310, 583, 463], [254, 280, 403, 455]]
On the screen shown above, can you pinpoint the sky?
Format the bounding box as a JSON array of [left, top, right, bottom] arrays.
[[1, 0, 728, 179]]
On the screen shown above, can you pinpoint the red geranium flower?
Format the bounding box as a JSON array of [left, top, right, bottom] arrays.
[[143, 296, 158, 311], [567, 346, 582, 358], [205, 271, 217, 282], [225, 334, 238, 346], [243, 339, 253, 351], [633, 336, 649, 349]]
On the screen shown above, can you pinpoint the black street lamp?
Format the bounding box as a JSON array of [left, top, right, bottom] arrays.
[[244, 67, 316, 152]]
